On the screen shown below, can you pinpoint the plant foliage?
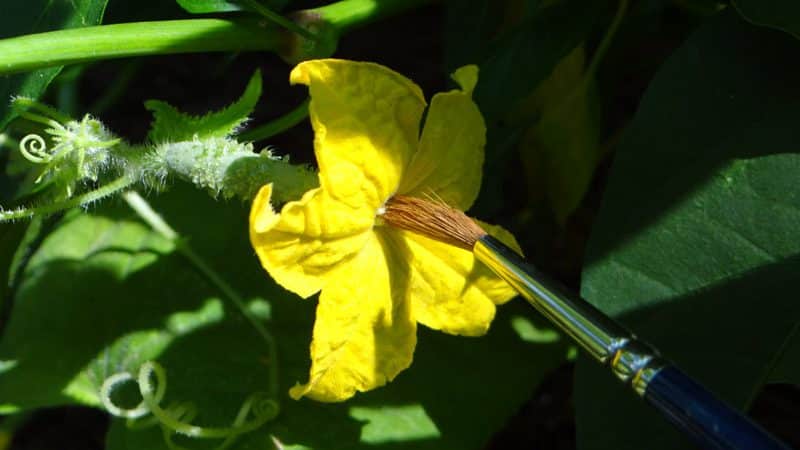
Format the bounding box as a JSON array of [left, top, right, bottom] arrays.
[[0, 0, 798, 449]]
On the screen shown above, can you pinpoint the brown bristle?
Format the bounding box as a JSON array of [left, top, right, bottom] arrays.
[[381, 195, 487, 250]]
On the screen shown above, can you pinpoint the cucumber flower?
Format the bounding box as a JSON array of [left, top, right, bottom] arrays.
[[249, 60, 520, 402]]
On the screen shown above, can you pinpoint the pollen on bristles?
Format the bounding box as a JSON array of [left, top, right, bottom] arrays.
[[381, 195, 486, 250]]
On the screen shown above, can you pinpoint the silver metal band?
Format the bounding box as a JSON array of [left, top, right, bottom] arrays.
[[474, 235, 665, 396]]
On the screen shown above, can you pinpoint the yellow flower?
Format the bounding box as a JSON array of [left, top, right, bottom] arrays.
[[249, 59, 520, 402]]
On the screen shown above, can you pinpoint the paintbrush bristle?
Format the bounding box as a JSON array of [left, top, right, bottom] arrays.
[[382, 195, 487, 250]]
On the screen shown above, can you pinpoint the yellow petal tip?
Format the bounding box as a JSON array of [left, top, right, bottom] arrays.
[[289, 60, 321, 86], [452, 65, 479, 95], [250, 184, 279, 233]]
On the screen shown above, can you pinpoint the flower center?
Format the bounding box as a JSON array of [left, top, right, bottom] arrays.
[[379, 195, 484, 250]]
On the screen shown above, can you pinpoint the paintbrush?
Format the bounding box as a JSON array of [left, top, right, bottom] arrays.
[[382, 195, 791, 450]]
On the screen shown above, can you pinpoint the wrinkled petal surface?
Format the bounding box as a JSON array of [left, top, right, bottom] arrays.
[[399, 65, 486, 210], [384, 219, 521, 336], [291, 60, 427, 209], [249, 184, 375, 298], [289, 233, 416, 402]]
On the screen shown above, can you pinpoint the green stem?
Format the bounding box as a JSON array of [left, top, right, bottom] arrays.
[[0, 19, 282, 76], [310, 0, 433, 34], [583, 0, 628, 85], [238, 99, 309, 142], [12, 97, 73, 124], [122, 191, 279, 399], [238, 0, 317, 41], [0, 176, 134, 222], [0, 0, 435, 75]]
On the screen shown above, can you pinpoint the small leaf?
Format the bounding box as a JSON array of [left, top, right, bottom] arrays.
[[575, 12, 800, 450], [0, 0, 108, 130], [145, 69, 262, 142], [733, 0, 800, 38], [449, 0, 604, 217]]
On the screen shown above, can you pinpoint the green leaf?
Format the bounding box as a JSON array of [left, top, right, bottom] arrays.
[[0, 209, 175, 411], [732, 0, 800, 38], [472, 0, 602, 121], [107, 299, 570, 450], [447, 0, 603, 217], [575, 12, 800, 450], [0, 222, 28, 325], [145, 70, 262, 142], [0, 0, 108, 130], [517, 46, 602, 223], [175, 0, 289, 14], [0, 179, 569, 448]]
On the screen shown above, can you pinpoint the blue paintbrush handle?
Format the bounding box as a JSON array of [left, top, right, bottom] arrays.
[[473, 235, 793, 450], [645, 366, 790, 450]]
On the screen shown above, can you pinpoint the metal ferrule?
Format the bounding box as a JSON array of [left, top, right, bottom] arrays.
[[474, 235, 666, 396]]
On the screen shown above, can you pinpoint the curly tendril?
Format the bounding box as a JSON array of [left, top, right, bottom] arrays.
[[101, 361, 278, 450], [2, 98, 319, 224], [18, 134, 50, 163]]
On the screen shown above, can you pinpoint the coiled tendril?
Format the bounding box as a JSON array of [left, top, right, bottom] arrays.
[[101, 361, 278, 450], [18, 134, 50, 163]]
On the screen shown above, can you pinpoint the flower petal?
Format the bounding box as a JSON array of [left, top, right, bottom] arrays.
[[385, 220, 521, 336], [473, 219, 525, 305], [289, 233, 416, 402], [399, 65, 486, 211], [291, 59, 427, 209], [249, 183, 375, 298]]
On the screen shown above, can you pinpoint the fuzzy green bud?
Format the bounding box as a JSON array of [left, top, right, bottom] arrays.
[[151, 136, 317, 202]]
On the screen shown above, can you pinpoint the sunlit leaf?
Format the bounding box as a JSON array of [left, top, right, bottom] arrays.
[[0, 177, 569, 449], [108, 296, 570, 450]]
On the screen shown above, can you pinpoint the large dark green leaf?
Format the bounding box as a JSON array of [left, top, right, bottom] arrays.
[[0, 222, 29, 330], [575, 12, 800, 450], [0, 181, 569, 448], [733, 0, 800, 38], [444, 0, 604, 217], [0, 0, 108, 130], [468, 0, 602, 121]]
